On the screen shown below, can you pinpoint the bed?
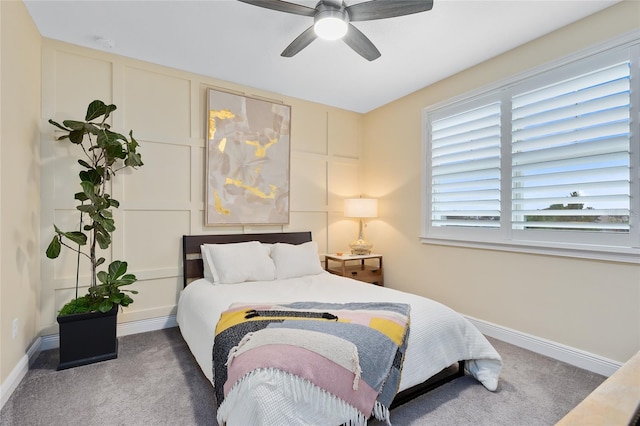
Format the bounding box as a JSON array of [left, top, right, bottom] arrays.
[[177, 232, 502, 425]]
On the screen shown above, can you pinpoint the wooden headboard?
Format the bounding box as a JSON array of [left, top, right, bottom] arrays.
[[182, 232, 312, 287]]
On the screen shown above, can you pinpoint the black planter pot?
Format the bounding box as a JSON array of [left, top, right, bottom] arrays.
[[56, 305, 118, 370]]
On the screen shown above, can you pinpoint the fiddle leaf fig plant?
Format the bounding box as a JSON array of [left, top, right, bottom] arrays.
[[46, 100, 143, 315]]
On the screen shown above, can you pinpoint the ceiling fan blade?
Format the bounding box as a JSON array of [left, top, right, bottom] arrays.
[[281, 26, 317, 58], [237, 0, 316, 17], [347, 0, 434, 22], [342, 24, 381, 61]]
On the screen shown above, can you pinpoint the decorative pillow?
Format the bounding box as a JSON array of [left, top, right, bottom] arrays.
[[271, 241, 324, 280], [203, 241, 276, 284], [200, 244, 219, 283]]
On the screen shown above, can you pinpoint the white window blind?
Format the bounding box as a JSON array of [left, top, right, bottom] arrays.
[[431, 102, 501, 228], [422, 36, 639, 263], [511, 61, 631, 233]]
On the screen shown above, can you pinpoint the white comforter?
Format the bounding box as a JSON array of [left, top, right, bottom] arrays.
[[177, 272, 502, 424]]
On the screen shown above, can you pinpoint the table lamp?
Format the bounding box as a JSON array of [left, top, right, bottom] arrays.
[[344, 198, 378, 255]]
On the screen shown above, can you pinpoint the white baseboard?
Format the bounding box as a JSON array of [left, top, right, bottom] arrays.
[[0, 356, 27, 410], [2, 313, 621, 412], [466, 316, 622, 377], [0, 337, 40, 410]]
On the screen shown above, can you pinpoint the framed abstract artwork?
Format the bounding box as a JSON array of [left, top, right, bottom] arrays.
[[205, 88, 291, 225]]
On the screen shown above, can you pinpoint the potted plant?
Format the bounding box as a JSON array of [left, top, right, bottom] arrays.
[[46, 100, 143, 370]]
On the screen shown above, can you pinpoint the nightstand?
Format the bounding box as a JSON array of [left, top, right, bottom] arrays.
[[325, 253, 383, 286]]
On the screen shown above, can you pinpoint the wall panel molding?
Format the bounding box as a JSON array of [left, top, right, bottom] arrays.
[[40, 39, 365, 332]]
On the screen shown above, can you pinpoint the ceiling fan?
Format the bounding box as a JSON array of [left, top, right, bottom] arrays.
[[237, 0, 434, 61]]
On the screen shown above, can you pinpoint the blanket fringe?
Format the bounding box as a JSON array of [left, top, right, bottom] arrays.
[[373, 401, 392, 425], [218, 368, 368, 426]]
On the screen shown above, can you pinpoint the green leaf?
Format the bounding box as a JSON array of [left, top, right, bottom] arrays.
[[78, 159, 92, 169], [98, 299, 113, 313], [96, 196, 111, 211], [80, 181, 97, 200], [61, 231, 87, 246], [96, 128, 125, 147], [94, 215, 116, 233], [120, 294, 134, 306], [108, 260, 127, 280], [74, 191, 89, 202], [82, 123, 101, 134], [85, 100, 117, 122], [48, 119, 70, 132], [113, 131, 128, 142], [68, 129, 85, 144], [76, 204, 96, 214], [79, 169, 102, 186], [125, 152, 144, 168], [85, 100, 106, 121], [96, 257, 106, 267], [97, 270, 108, 284], [114, 273, 137, 286], [62, 120, 86, 130], [46, 236, 61, 258], [96, 232, 111, 250], [125, 132, 144, 167], [102, 104, 118, 121]]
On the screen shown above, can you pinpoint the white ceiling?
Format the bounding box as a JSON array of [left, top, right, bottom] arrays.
[[25, 0, 620, 113]]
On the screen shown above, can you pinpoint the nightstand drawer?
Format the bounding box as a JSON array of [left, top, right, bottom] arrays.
[[342, 265, 382, 285]]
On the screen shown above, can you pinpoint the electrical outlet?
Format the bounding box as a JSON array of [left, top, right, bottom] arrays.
[[12, 318, 18, 339]]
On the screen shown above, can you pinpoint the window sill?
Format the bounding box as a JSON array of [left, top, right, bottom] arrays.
[[419, 236, 640, 264]]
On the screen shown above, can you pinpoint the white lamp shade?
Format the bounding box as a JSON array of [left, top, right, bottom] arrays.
[[344, 198, 378, 218]]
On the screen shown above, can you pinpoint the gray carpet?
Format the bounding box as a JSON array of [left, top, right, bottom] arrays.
[[0, 327, 605, 425]]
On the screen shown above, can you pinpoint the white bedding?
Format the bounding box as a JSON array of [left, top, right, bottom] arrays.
[[177, 272, 502, 399]]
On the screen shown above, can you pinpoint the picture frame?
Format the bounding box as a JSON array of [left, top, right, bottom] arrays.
[[205, 88, 291, 225]]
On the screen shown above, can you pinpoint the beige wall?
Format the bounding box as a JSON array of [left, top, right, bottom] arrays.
[[362, 1, 640, 363], [39, 39, 365, 335], [0, 0, 41, 384]]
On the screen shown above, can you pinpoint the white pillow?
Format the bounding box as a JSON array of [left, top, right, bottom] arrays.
[[271, 241, 324, 280], [200, 244, 219, 283], [202, 241, 275, 284]]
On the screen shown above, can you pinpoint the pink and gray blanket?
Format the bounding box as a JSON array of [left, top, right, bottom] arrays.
[[213, 301, 411, 424]]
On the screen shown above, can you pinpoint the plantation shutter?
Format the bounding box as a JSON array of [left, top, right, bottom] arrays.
[[430, 102, 502, 228], [511, 61, 631, 233]]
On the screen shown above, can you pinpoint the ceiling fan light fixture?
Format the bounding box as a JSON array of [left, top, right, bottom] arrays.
[[314, 9, 348, 40], [239, 0, 434, 60]]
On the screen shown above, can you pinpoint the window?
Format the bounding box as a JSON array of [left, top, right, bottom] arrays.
[[422, 36, 639, 263]]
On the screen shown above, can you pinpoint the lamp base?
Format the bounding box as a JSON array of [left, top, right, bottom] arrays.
[[349, 239, 373, 255]]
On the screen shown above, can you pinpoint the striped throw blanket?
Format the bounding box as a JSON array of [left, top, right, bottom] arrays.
[[213, 301, 411, 425]]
